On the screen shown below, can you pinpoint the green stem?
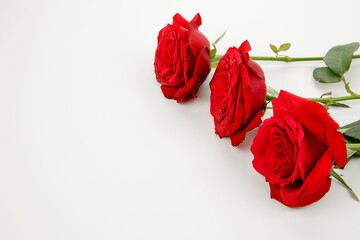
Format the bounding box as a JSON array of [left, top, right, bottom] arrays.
[[266, 94, 360, 103], [250, 56, 324, 62], [346, 144, 360, 152], [342, 76, 357, 96], [211, 54, 360, 68], [307, 95, 360, 103]]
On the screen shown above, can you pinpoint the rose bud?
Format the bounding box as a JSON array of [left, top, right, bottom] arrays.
[[251, 90, 347, 207], [154, 13, 211, 102], [209, 40, 266, 146]]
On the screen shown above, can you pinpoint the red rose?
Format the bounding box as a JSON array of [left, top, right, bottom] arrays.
[[209, 41, 266, 146], [154, 13, 211, 102], [251, 90, 347, 207]]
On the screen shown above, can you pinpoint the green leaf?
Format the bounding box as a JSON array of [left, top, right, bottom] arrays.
[[340, 120, 360, 130], [324, 42, 359, 75], [330, 169, 359, 201], [211, 55, 222, 62], [341, 120, 360, 142], [210, 47, 217, 59], [340, 121, 360, 164], [211, 60, 219, 69], [266, 85, 279, 97], [329, 102, 350, 108], [338, 128, 351, 134], [347, 148, 357, 159], [269, 44, 278, 54], [212, 29, 228, 46], [343, 135, 359, 145], [278, 43, 291, 52], [313, 67, 342, 83]]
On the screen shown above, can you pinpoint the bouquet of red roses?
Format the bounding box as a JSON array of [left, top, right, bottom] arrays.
[[154, 13, 360, 207]]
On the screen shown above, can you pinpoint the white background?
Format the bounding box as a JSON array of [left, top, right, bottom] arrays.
[[1, 0, 360, 239]]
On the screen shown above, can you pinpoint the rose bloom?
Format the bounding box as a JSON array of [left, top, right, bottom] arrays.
[[209, 41, 266, 146], [252, 90, 347, 207], [154, 13, 211, 102]]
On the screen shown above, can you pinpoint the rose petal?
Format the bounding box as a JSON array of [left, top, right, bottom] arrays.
[[245, 108, 264, 132], [327, 130, 347, 168], [188, 21, 210, 58], [247, 58, 265, 80], [230, 109, 264, 147], [269, 183, 284, 204], [248, 68, 266, 113], [189, 13, 201, 29], [183, 43, 196, 83], [239, 64, 252, 123], [239, 40, 251, 63], [230, 130, 246, 146], [252, 118, 278, 176], [273, 91, 335, 145], [192, 46, 211, 80], [296, 126, 326, 181], [173, 13, 189, 28], [296, 149, 333, 205], [160, 85, 179, 100], [295, 179, 331, 207], [274, 90, 347, 168]]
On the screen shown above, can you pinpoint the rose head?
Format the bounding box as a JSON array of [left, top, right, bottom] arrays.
[[154, 13, 211, 103], [251, 90, 347, 207], [209, 41, 266, 146]]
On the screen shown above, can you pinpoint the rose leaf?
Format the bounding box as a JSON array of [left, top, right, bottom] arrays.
[[278, 43, 291, 52], [212, 29, 228, 46], [340, 120, 360, 142], [266, 85, 279, 97], [330, 169, 359, 201], [210, 47, 217, 59], [269, 44, 278, 54], [347, 148, 357, 159], [329, 102, 350, 108], [313, 67, 342, 83], [324, 42, 360, 75]]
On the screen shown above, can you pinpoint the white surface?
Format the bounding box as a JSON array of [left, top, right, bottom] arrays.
[[1, 0, 360, 239]]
